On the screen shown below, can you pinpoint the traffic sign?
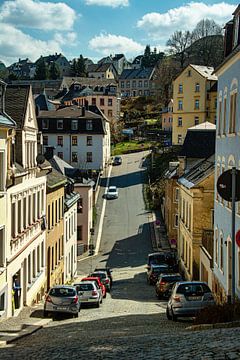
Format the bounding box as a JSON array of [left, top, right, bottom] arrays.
[[217, 169, 240, 201], [236, 230, 240, 247]]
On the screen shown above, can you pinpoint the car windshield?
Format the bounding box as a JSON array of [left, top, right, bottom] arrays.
[[152, 267, 168, 274], [161, 276, 181, 283], [177, 283, 210, 295], [76, 284, 94, 291], [49, 288, 76, 297], [92, 273, 106, 279], [108, 188, 116, 193]]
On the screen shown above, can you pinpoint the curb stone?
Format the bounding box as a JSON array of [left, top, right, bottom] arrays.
[[186, 320, 240, 331], [0, 318, 52, 346]]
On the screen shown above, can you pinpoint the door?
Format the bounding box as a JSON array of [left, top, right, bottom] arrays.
[[22, 259, 27, 305], [47, 247, 51, 290]]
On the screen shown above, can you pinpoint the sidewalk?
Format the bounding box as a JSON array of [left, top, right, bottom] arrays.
[[149, 209, 171, 251], [0, 303, 51, 345]]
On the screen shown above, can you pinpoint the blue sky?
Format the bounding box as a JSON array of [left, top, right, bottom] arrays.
[[0, 0, 238, 65]]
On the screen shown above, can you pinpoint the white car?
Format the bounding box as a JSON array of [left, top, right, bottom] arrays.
[[74, 281, 102, 308], [106, 186, 118, 199]]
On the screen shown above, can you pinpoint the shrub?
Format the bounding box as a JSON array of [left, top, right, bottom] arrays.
[[194, 302, 240, 324]]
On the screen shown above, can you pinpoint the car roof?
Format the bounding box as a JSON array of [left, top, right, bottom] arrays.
[[92, 271, 106, 274], [151, 264, 168, 268], [108, 186, 117, 189], [176, 281, 208, 285], [49, 285, 75, 289], [82, 277, 100, 281], [160, 273, 181, 277], [114, 156, 121, 159], [74, 281, 95, 285]]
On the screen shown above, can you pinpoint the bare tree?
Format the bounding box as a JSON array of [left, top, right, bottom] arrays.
[[192, 19, 223, 41], [166, 30, 192, 68]]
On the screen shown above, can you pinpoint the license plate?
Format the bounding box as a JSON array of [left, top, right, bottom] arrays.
[[187, 296, 202, 301], [55, 306, 66, 310]]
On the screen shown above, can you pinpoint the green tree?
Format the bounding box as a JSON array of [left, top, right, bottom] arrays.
[[76, 55, 86, 76], [142, 45, 151, 68], [71, 58, 77, 76], [49, 62, 60, 79], [166, 30, 192, 68], [35, 57, 49, 80]]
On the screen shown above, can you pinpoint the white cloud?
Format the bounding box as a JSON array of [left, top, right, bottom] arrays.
[[137, 2, 236, 42], [89, 33, 144, 56], [0, 0, 76, 31], [84, 0, 129, 8], [54, 32, 77, 46], [0, 23, 62, 65]]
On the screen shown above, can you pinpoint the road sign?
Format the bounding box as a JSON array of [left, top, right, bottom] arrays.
[[217, 169, 240, 201], [170, 239, 177, 245], [236, 230, 240, 247]]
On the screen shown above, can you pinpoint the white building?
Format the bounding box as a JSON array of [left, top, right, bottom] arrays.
[[38, 105, 111, 171], [0, 80, 16, 318], [5, 84, 47, 317]]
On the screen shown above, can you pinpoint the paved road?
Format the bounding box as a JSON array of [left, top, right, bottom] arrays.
[[1, 152, 240, 359]]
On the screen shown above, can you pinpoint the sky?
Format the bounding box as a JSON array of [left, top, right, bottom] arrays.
[[0, 0, 238, 66]]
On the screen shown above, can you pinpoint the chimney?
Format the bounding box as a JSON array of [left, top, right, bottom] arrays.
[[82, 106, 85, 117], [0, 80, 6, 114], [177, 156, 186, 177]]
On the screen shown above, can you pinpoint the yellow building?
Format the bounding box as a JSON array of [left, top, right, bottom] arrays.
[[46, 169, 67, 290], [177, 155, 215, 280], [172, 64, 217, 145]]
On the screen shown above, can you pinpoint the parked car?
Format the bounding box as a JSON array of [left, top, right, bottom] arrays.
[[113, 156, 122, 165], [74, 281, 102, 307], [106, 186, 118, 199], [44, 285, 80, 317], [81, 276, 106, 298], [166, 281, 216, 321], [147, 251, 179, 272], [155, 273, 183, 299], [94, 267, 113, 289], [147, 264, 170, 285], [90, 271, 111, 292]]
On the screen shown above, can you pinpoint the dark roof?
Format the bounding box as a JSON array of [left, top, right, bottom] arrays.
[[178, 155, 215, 188], [39, 105, 100, 118], [112, 54, 124, 60], [180, 129, 216, 158], [34, 93, 55, 111], [132, 55, 143, 64], [209, 82, 218, 92], [88, 63, 114, 73], [47, 168, 68, 190], [5, 85, 30, 128], [119, 67, 154, 80], [215, 44, 240, 74]]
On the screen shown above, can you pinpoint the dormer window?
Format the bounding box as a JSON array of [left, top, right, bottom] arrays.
[[42, 119, 49, 129], [233, 14, 240, 47], [86, 120, 93, 131], [57, 119, 63, 130]]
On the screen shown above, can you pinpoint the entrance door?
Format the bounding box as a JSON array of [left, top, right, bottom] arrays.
[[22, 259, 27, 305], [47, 247, 51, 290], [227, 240, 232, 296]]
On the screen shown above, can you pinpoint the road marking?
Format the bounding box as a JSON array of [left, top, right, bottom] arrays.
[[94, 165, 112, 255]]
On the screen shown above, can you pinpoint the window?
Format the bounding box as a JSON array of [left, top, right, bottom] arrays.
[[87, 152, 92, 162], [178, 100, 183, 110], [57, 152, 63, 159], [178, 84, 183, 93], [126, 81, 130, 88], [229, 93, 237, 134], [138, 80, 142, 88], [43, 136, 48, 146], [57, 136, 63, 146], [71, 120, 78, 130], [233, 14, 240, 47], [175, 188, 179, 202], [188, 70, 191, 77], [194, 116, 199, 125], [174, 214, 179, 227], [77, 198, 82, 213], [108, 110, 113, 118], [77, 226, 82, 240], [220, 234, 224, 271], [108, 98, 112, 106], [214, 98, 217, 109], [132, 81, 136, 88], [178, 117, 182, 126], [87, 136, 92, 146], [218, 101, 222, 136], [0, 228, 4, 267], [100, 98, 104, 106], [72, 136, 77, 146], [57, 119, 63, 130], [72, 152, 78, 163], [195, 83, 200, 92], [144, 80, 148, 87], [195, 99, 200, 110], [121, 81, 124, 88], [86, 120, 93, 130], [177, 134, 182, 144], [223, 98, 226, 135], [92, 98, 96, 106], [215, 229, 218, 265], [42, 119, 49, 129]]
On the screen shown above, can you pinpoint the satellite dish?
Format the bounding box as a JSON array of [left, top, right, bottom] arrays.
[[36, 154, 45, 165]]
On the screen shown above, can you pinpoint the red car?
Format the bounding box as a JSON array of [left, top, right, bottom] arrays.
[[81, 277, 106, 298]]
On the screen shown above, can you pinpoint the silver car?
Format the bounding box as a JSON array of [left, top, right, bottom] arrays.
[[166, 281, 215, 321], [106, 186, 118, 199], [44, 285, 80, 317], [74, 281, 102, 307]]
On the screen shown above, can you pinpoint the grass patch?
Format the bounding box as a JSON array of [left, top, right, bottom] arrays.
[[112, 141, 154, 156]]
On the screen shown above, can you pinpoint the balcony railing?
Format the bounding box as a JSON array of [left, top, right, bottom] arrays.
[[202, 229, 214, 261]]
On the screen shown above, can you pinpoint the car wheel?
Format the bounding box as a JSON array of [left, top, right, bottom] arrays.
[[96, 301, 100, 308], [43, 310, 48, 317], [166, 307, 172, 320], [73, 312, 79, 318], [171, 308, 178, 322], [100, 297, 103, 304]]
